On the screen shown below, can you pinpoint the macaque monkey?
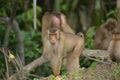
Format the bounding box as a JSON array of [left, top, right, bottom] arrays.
[[94, 18, 117, 50], [108, 32, 120, 62], [42, 12, 75, 56], [46, 28, 84, 79]]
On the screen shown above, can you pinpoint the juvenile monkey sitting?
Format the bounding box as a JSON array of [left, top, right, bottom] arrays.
[[94, 18, 117, 50]]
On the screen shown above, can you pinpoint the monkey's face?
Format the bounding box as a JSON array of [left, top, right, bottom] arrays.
[[107, 21, 117, 33], [49, 34, 57, 45], [105, 23, 117, 33], [47, 28, 60, 45]]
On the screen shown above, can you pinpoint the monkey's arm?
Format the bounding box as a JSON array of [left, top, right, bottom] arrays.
[[60, 14, 75, 34], [50, 34, 65, 76], [94, 35, 103, 49], [62, 25, 75, 34], [98, 32, 112, 50]]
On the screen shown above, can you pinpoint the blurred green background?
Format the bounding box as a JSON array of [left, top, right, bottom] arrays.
[[0, 0, 117, 79]]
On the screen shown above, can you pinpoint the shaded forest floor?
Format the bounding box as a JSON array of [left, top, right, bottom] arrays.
[[41, 63, 119, 80], [80, 63, 117, 80]]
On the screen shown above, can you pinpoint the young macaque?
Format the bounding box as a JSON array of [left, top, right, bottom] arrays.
[[108, 32, 120, 62], [42, 12, 75, 56], [46, 28, 84, 79], [94, 18, 117, 50]]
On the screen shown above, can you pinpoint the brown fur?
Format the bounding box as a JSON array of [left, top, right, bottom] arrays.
[[108, 32, 120, 62], [94, 18, 117, 50]]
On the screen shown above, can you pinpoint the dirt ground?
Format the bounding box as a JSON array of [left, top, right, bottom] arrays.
[[40, 63, 120, 80], [81, 63, 116, 80]]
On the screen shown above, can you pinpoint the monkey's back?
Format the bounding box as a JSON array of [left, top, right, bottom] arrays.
[[60, 32, 84, 54]]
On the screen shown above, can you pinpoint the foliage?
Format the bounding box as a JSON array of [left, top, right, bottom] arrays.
[[0, 25, 7, 45], [114, 65, 120, 80], [0, 0, 118, 79], [82, 26, 98, 68], [106, 9, 117, 19], [16, 6, 42, 30], [0, 0, 14, 16], [21, 29, 42, 61], [89, 62, 98, 69], [85, 26, 96, 49]]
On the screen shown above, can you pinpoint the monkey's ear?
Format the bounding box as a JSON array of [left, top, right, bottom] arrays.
[[47, 30, 50, 39], [56, 30, 60, 40]]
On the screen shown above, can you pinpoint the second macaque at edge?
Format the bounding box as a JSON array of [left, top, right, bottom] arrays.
[[108, 32, 120, 63], [46, 28, 84, 80]]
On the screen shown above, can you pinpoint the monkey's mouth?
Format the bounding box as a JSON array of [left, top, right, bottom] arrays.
[[51, 43, 55, 45], [50, 42, 56, 45], [50, 40, 56, 45]]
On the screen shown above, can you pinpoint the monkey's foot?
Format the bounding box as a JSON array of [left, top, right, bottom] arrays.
[[55, 76, 61, 80]]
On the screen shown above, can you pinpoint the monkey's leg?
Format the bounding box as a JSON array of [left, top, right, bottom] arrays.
[[67, 52, 79, 80], [67, 43, 82, 73], [50, 56, 62, 77], [67, 52, 79, 72]]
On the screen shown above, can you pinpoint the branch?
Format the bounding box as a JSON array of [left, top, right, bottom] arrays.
[[13, 20, 25, 65], [0, 17, 25, 65], [33, 0, 37, 30], [9, 0, 18, 23], [82, 49, 110, 61], [24, 49, 110, 73], [9, 49, 110, 80], [3, 0, 18, 48], [24, 55, 48, 73]]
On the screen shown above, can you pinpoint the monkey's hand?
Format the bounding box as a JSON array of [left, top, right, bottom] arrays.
[[55, 76, 61, 80]]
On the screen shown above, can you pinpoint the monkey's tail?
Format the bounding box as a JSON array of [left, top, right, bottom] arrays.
[[77, 32, 84, 38]]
